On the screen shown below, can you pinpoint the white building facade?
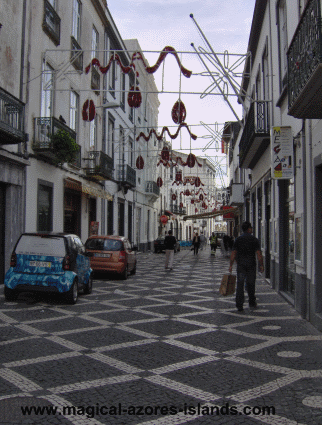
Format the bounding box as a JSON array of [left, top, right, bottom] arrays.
[[228, 0, 322, 330], [0, 0, 162, 278]]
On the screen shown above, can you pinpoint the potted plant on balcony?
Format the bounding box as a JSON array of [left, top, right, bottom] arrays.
[[51, 129, 79, 166]]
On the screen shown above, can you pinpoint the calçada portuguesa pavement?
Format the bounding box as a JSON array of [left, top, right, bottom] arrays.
[[1, 246, 322, 424]]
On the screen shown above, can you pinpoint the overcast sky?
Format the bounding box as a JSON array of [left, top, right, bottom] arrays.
[[108, 0, 256, 184]]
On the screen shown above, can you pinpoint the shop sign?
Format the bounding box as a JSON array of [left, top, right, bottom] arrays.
[[271, 126, 294, 179]]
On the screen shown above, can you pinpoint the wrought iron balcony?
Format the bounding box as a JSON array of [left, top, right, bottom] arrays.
[[117, 164, 136, 188], [83, 151, 113, 181], [0, 88, 25, 145], [42, 0, 61, 46], [170, 204, 187, 215], [71, 36, 83, 71], [288, 0, 322, 118], [239, 101, 270, 169], [145, 181, 160, 198], [33, 117, 76, 159]]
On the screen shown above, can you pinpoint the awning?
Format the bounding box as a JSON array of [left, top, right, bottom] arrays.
[[183, 207, 239, 221], [64, 178, 113, 201]]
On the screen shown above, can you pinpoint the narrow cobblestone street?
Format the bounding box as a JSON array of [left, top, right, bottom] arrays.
[[1, 247, 322, 424]]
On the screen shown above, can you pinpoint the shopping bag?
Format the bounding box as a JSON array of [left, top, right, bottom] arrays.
[[219, 274, 236, 296]]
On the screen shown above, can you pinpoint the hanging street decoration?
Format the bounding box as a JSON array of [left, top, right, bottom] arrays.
[[128, 86, 142, 108], [171, 100, 186, 124], [157, 177, 163, 187], [82, 99, 96, 121], [136, 155, 144, 170], [172, 176, 204, 186], [137, 123, 197, 142], [131, 47, 192, 78], [172, 194, 177, 201], [157, 150, 202, 168]]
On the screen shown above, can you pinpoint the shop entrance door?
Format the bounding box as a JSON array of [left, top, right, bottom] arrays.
[[0, 184, 5, 285]]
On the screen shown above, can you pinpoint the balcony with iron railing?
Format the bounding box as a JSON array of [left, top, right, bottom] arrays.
[[239, 101, 270, 169], [145, 181, 160, 198], [0, 88, 25, 144], [42, 0, 61, 46], [117, 164, 136, 188], [170, 204, 187, 215], [288, 0, 322, 118], [83, 151, 113, 181], [33, 117, 77, 160]]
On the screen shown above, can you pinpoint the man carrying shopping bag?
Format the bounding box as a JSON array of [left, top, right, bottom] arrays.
[[229, 221, 264, 312]]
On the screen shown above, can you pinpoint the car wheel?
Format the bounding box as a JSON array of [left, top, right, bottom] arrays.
[[4, 286, 18, 302], [65, 279, 78, 304], [121, 265, 128, 280], [83, 274, 93, 295]]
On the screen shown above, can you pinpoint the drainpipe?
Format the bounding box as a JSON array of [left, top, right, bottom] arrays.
[[19, 0, 28, 157], [300, 120, 308, 319]]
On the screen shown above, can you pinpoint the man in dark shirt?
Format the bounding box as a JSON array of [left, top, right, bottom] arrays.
[[164, 230, 177, 270], [229, 221, 264, 312]]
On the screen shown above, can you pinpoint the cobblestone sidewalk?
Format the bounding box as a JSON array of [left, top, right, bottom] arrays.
[[0, 247, 321, 424]]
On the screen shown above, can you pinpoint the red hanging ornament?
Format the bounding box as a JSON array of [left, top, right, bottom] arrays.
[[186, 153, 196, 168], [171, 100, 186, 124], [185, 189, 191, 196], [82, 100, 96, 121], [195, 208, 198, 213], [199, 194, 204, 201], [202, 202, 207, 209], [128, 86, 142, 108], [175, 172, 182, 182], [191, 199, 195, 204], [172, 194, 177, 201], [157, 177, 163, 187], [136, 155, 144, 169], [180, 202, 183, 208], [161, 146, 170, 161], [195, 177, 201, 187]]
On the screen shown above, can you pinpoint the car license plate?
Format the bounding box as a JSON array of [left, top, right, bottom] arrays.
[[94, 253, 111, 258], [29, 261, 52, 268]]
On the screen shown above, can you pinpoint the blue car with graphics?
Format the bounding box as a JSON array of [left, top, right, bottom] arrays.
[[4, 233, 93, 304]]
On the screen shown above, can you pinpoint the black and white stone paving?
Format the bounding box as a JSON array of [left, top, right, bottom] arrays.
[[1, 247, 322, 424]]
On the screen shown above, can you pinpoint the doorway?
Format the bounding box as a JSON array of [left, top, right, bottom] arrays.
[[0, 184, 5, 285], [315, 165, 322, 312]]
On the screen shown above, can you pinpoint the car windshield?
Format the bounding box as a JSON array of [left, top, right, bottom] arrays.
[[86, 238, 123, 251], [16, 235, 66, 257]]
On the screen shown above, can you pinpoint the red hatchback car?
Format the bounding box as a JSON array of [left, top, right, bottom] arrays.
[[85, 236, 137, 279]]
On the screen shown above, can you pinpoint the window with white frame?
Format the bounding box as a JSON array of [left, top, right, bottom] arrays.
[[72, 0, 81, 42], [277, 0, 288, 91], [69, 91, 79, 132], [108, 115, 115, 160], [91, 26, 99, 60], [41, 62, 54, 118], [89, 116, 96, 150], [129, 137, 134, 167]]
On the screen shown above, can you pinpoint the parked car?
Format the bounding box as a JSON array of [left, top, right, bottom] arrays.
[[154, 237, 181, 253], [4, 233, 92, 304], [85, 235, 137, 280]]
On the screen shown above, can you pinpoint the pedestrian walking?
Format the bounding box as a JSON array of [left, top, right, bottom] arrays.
[[209, 232, 218, 256], [192, 232, 200, 255], [164, 230, 177, 270], [228, 221, 264, 312], [199, 232, 206, 250]]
